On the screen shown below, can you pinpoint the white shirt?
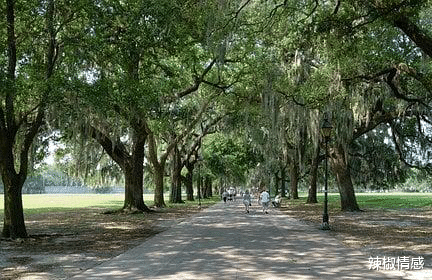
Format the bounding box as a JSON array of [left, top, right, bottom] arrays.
[[260, 191, 270, 203]]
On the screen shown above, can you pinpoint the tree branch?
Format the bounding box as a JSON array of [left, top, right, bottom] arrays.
[[386, 67, 429, 108], [394, 14, 432, 57], [390, 120, 420, 169], [333, 0, 341, 15], [6, 0, 16, 131], [343, 66, 430, 108], [86, 125, 130, 169], [19, 107, 44, 180], [223, 0, 253, 30], [353, 110, 400, 140], [175, 59, 217, 99]]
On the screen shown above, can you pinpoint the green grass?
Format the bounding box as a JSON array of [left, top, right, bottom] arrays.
[[0, 194, 127, 215], [309, 192, 432, 210], [165, 195, 221, 209], [0, 193, 220, 216], [3, 192, 428, 216], [354, 192, 432, 209]]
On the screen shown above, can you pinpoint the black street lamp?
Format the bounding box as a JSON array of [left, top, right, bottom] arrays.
[[320, 116, 332, 230]]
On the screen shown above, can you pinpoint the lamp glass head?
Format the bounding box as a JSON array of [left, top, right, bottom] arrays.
[[321, 118, 333, 139]]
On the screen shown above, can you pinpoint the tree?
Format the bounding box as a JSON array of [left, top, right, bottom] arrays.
[[146, 95, 216, 207], [204, 128, 262, 189], [55, 0, 202, 210], [85, 120, 151, 212], [350, 126, 408, 190], [254, 0, 432, 211], [45, 0, 155, 212], [169, 111, 223, 203], [70, 0, 245, 209], [0, 0, 73, 238]]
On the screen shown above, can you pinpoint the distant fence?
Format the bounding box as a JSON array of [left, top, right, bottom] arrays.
[[44, 186, 124, 194], [0, 185, 124, 194]]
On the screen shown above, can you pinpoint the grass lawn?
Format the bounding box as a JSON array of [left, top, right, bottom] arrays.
[[309, 192, 432, 211], [355, 192, 432, 209], [0, 194, 129, 216], [0, 193, 220, 216]]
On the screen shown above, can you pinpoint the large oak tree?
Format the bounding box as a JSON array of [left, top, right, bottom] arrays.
[[1, 0, 79, 238]]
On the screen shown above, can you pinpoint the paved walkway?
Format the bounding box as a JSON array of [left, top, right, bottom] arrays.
[[71, 199, 428, 280]]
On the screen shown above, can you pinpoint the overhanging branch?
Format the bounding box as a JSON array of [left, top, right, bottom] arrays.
[[175, 59, 217, 99]]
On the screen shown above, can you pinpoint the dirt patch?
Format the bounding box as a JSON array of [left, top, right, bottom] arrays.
[[279, 199, 432, 270], [0, 205, 205, 280]]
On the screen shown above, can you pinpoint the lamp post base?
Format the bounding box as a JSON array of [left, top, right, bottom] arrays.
[[320, 222, 330, 230]]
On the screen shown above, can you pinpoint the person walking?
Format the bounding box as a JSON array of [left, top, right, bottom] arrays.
[[260, 189, 270, 214], [242, 190, 251, 213], [222, 189, 229, 203]]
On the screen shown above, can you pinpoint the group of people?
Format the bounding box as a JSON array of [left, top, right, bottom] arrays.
[[222, 188, 281, 214], [221, 188, 236, 203], [241, 189, 271, 214]]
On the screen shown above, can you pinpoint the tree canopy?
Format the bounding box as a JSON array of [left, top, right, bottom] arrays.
[[2, 0, 432, 237]]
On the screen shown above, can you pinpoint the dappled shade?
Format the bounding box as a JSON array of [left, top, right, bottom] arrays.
[[71, 201, 396, 280]]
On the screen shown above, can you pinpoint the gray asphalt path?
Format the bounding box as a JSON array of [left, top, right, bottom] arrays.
[[70, 199, 428, 280]]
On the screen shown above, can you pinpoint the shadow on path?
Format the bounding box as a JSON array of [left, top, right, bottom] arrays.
[[71, 200, 423, 279]]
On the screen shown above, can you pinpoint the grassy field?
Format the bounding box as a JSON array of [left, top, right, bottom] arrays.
[[0, 194, 125, 215], [0, 193, 220, 216], [0, 192, 430, 216], [311, 192, 432, 210]]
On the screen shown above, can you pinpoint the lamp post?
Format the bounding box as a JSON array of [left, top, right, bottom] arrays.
[[320, 117, 332, 230]]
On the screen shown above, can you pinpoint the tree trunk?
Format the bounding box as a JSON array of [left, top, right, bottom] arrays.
[[203, 175, 212, 198], [289, 163, 299, 199], [1, 136, 28, 239], [123, 165, 150, 212], [329, 144, 361, 211], [207, 176, 213, 197], [184, 164, 194, 201], [153, 163, 166, 208], [146, 126, 175, 208], [196, 171, 202, 200], [89, 125, 150, 212], [307, 145, 320, 204], [393, 15, 432, 57], [125, 128, 150, 212], [2, 173, 27, 238], [170, 144, 183, 203], [202, 177, 208, 199], [274, 171, 280, 196], [280, 167, 287, 198]]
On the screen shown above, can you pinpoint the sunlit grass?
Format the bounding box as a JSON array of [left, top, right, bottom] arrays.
[[165, 195, 220, 208], [0, 193, 220, 216], [355, 192, 432, 209], [0, 194, 126, 215], [291, 192, 432, 210]]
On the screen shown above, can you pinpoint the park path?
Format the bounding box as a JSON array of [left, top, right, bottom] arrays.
[[71, 198, 427, 280]]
